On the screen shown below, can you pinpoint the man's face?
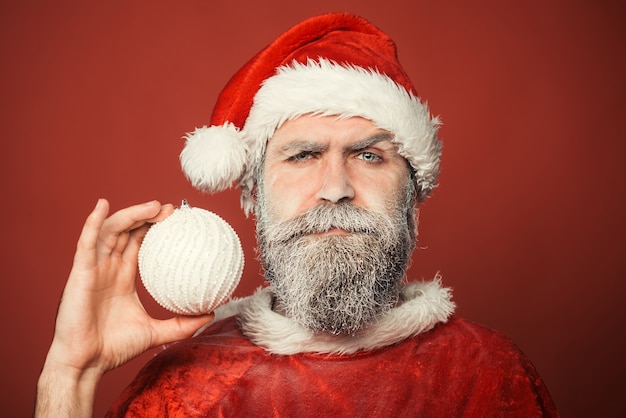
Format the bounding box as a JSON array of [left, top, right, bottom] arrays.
[[260, 115, 411, 222], [256, 115, 417, 335]]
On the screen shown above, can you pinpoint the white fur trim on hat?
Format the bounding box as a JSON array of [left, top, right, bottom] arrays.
[[238, 59, 441, 213], [180, 123, 249, 193]]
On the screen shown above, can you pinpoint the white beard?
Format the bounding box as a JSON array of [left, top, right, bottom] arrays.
[[256, 181, 416, 335]]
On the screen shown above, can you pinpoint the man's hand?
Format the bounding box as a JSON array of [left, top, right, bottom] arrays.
[[35, 199, 214, 417]]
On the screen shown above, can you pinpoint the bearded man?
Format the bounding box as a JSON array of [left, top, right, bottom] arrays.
[[35, 13, 559, 417]]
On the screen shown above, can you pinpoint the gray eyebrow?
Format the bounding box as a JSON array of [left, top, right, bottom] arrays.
[[279, 132, 395, 154], [280, 141, 328, 153], [347, 132, 395, 152]]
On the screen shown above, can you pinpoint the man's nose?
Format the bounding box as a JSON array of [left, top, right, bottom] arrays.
[[315, 159, 355, 203]]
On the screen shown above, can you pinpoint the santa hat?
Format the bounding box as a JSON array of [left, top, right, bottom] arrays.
[[180, 13, 441, 215]]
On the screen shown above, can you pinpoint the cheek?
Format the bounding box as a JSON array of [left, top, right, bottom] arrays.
[[264, 170, 318, 218], [352, 171, 406, 211]]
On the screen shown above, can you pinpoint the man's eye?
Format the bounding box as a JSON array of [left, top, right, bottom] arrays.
[[357, 151, 382, 162], [287, 151, 313, 161]]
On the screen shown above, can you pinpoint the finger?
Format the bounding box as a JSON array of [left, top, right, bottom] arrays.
[[147, 204, 175, 223], [73, 199, 110, 268], [120, 204, 174, 260], [113, 204, 174, 257], [99, 201, 162, 252], [123, 203, 175, 231], [150, 314, 215, 348], [112, 230, 131, 255], [121, 223, 150, 263], [108, 202, 174, 235]]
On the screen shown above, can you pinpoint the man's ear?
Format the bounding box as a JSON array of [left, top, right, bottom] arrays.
[[251, 182, 259, 204]]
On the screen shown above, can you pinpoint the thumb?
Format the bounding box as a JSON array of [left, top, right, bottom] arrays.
[[151, 314, 215, 347]]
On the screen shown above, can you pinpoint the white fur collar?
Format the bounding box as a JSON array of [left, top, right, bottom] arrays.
[[197, 278, 455, 355]]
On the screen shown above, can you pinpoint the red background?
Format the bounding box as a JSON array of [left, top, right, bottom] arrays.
[[1, 1, 624, 416]]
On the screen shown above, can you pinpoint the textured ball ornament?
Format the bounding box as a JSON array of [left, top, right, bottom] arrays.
[[138, 200, 244, 315]]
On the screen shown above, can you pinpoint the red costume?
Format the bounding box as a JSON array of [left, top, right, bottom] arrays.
[[107, 282, 558, 417]]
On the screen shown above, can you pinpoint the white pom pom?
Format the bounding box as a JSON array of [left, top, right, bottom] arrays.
[[180, 123, 248, 193], [138, 200, 244, 315]]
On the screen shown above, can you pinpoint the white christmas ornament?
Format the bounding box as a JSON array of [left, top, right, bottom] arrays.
[[138, 200, 244, 315]]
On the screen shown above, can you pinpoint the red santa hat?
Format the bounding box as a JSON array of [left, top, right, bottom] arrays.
[[180, 13, 441, 215]]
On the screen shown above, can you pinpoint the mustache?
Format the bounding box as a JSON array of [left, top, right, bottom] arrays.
[[262, 203, 391, 244]]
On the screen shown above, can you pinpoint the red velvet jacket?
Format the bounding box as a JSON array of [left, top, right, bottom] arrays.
[[107, 282, 558, 417]]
